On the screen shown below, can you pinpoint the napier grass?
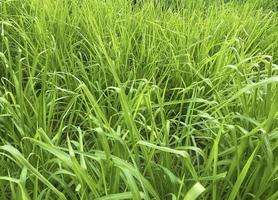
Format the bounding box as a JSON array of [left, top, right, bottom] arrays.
[[0, 0, 278, 199]]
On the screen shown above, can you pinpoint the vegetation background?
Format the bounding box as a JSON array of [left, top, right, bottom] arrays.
[[0, 0, 278, 199]]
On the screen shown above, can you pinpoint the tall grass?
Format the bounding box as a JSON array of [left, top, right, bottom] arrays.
[[0, 0, 278, 199]]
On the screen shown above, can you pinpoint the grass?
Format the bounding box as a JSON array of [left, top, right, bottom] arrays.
[[0, 0, 278, 199]]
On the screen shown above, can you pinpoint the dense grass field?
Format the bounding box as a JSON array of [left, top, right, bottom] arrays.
[[0, 0, 278, 199]]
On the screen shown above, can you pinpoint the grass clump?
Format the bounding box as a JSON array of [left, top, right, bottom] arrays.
[[0, 0, 278, 199]]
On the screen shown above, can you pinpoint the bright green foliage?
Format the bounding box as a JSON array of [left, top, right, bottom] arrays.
[[0, 0, 278, 199]]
